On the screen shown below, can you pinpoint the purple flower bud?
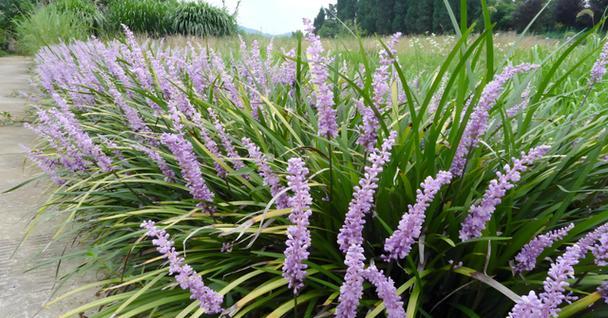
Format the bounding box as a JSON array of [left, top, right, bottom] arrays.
[[134, 144, 176, 182], [508, 223, 608, 318], [450, 64, 539, 176], [362, 265, 405, 318], [460, 145, 550, 241], [208, 108, 246, 172], [303, 18, 338, 138], [598, 281, 608, 304], [335, 244, 365, 318], [513, 223, 574, 274], [282, 158, 313, 295], [242, 137, 289, 208], [372, 33, 401, 109], [356, 99, 380, 152], [337, 131, 397, 253], [140, 221, 223, 313], [161, 133, 214, 203], [590, 40, 608, 85], [383, 171, 452, 261], [507, 85, 531, 118]]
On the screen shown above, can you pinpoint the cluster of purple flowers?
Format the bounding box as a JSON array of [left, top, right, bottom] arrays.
[[282, 158, 313, 295], [508, 223, 608, 318], [507, 85, 531, 118], [590, 39, 608, 85], [336, 132, 404, 318], [160, 133, 214, 203], [372, 32, 401, 109], [383, 170, 453, 261], [513, 223, 573, 273], [303, 18, 338, 138], [140, 221, 223, 313], [337, 131, 397, 252], [208, 108, 246, 172], [134, 144, 176, 182], [242, 137, 289, 209], [355, 99, 380, 152], [450, 63, 539, 176], [460, 145, 550, 241]]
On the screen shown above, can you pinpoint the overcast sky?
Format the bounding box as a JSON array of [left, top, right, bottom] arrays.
[[205, 0, 336, 35]]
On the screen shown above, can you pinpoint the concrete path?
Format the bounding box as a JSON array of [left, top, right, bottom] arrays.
[[0, 57, 93, 317]]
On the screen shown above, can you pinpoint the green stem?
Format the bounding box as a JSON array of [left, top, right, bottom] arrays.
[[328, 142, 333, 206]]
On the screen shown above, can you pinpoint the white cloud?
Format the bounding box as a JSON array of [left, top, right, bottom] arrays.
[[205, 0, 336, 35]]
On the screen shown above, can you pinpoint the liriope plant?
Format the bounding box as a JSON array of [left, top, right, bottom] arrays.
[[15, 9, 608, 318]]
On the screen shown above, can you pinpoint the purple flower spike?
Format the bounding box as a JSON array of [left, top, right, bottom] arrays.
[[26, 149, 63, 184], [337, 131, 397, 253], [282, 158, 313, 295], [140, 221, 223, 313], [508, 223, 608, 318], [450, 63, 539, 176], [134, 144, 176, 182], [161, 133, 214, 202], [591, 231, 608, 266], [590, 40, 608, 85], [335, 244, 366, 318], [513, 223, 574, 274], [362, 265, 405, 318], [383, 170, 452, 261], [598, 281, 608, 304], [242, 137, 289, 209], [459, 145, 550, 241], [208, 108, 246, 172], [303, 18, 338, 138], [507, 85, 531, 118], [356, 99, 380, 152], [372, 32, 401, 109]]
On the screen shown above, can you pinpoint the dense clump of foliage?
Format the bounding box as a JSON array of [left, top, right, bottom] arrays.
[[104, 0, 174, 36], [0, 0, 34, 51], [19, 3, 608, 318], [2, 0, 236, 54], [13, 1, 90, 54], [103, 0, 237, 37], [169, 1, 237, 37]]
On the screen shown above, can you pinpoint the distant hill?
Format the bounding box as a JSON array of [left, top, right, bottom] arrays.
[[238, 26, 293, 38], [238, 26, 272, 37]]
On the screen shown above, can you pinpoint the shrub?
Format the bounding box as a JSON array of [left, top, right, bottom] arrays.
[[104, 0, 174, 36], [169, 1, 237, 37], [13, 4, 89, 54], [52, 0, 104, 34], [0, 0, 35, 50]]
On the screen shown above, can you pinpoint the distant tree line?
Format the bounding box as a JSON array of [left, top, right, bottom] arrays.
[[312, 0, 608, 37]]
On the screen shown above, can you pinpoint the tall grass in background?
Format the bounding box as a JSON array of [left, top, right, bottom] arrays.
[[104, 0, 237, 37], [13, 2, 90, 54], [14, 1, 608, 318], [104, 0, 174, 36], [169, 1, 237, 37]]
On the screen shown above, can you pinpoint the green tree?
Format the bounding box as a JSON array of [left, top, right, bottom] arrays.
[[337, 0, 357, 21], [357, 0, 377, 34], [415, 0, 434, 33], [491, 0, 517, 30], [392, 0, 408, 32], [512, 0, 555, 32], [313, 7, 326, 33], [433, 0, 458, 33], [376, 0, 395, 34], [554, 0, 584, 29], [404, 0, 420, 33]]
